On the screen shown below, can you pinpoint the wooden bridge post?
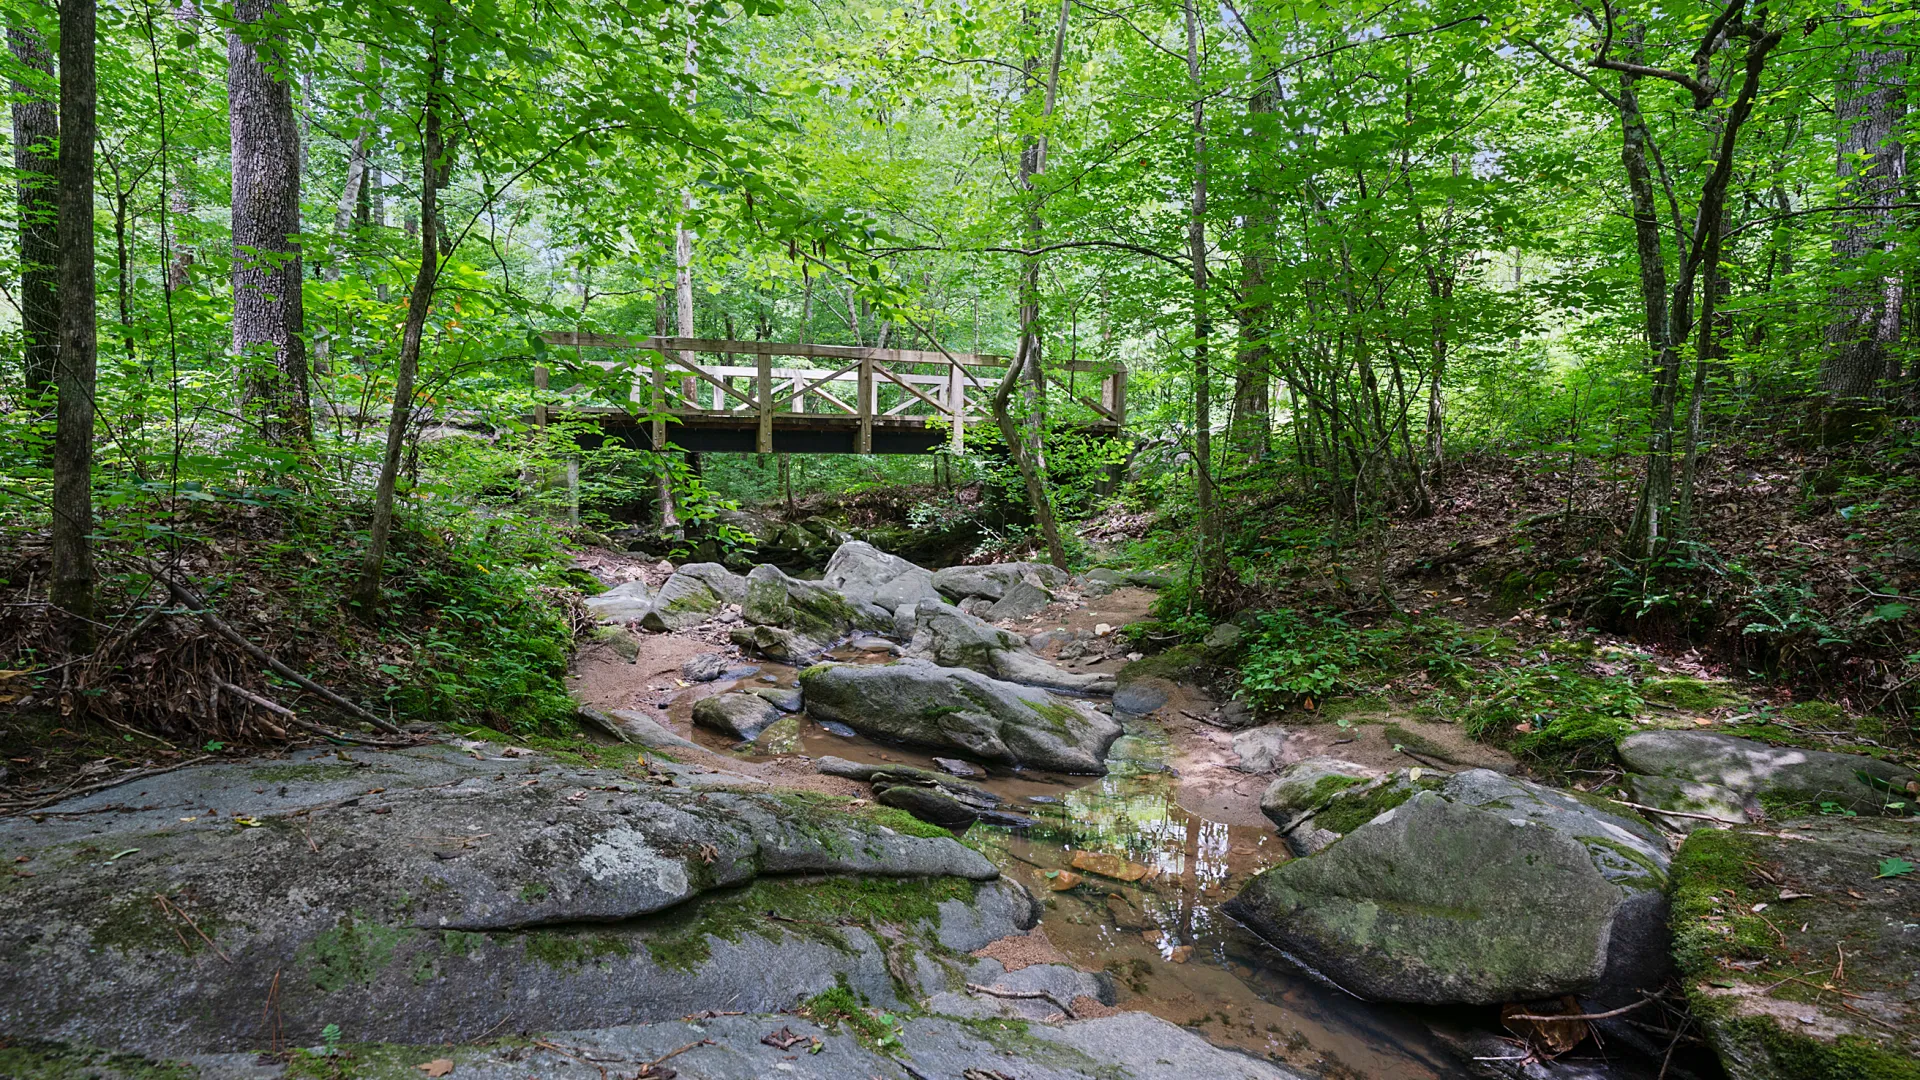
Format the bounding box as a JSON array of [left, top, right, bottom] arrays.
[[651, 356, 667, 453], [756, 349, 774, 454], [857, 352, 874, 454], [1105, 367, 1128, 426], [947, 359, 964, 453]]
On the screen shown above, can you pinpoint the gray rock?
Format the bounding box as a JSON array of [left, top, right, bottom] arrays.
[[933, 756, 982, 778], [1225, 769, 1672, 1005], [931, 561, 1070, 601], [1672, 816, 1919, 1079], [743, 563, 886, 640], [0, 747, 1019, 1055], [1626, 773, 1755, 831], [691, 692, 785, 741], [754, 716, 802, 754], [988, 580, 1054, 620], [847, 635, 900, 653], [729, 623, 825, 662], [873, 782, 984, 829], [605, 709, 705, 752], [582, 579, 653, 623], [1231, 724, 1294, 774], [745, 686, 804, 712], [680, 652, 732, 682], [639, 571, 727, 631], [801, 659, 1122, 773], [820, 540, 945, 614], [1617, 730, 1915, 814], [675, 561, 748, 604], [1258, 758, 1382, 855], [906, 602, 1113, 695], [960, 596, 995, 617], [1203, 622, 1244, 650], [585, 624, 641, 660], [167, 1010, 1306, 1080]]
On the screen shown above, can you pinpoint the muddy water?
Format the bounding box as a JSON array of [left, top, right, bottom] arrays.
[[671, 653, 1467, 1079]]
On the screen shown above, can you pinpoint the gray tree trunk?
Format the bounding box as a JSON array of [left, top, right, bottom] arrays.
[[1185, 0, 1221, 596], [53, 0, 96, 648], [353, 40, 442, 611], [1821, 23, 1905, 428], [228, 0, 310, 448], [11, 19, 58, 407]]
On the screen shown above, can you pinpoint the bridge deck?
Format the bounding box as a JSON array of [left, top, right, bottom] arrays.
[[532, 333, 1125, 455]]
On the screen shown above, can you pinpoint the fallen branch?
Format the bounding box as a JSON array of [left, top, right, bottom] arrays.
[[142, 563, 400, 733], [1607, 798, 1748, 824], [0, 755, 213, 814], [1505, 997, 1652, 1023], [964, 982, 1078, 1019], [211, 678, 408, 747]]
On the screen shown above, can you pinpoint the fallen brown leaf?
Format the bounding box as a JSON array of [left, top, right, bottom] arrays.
[[416, 1058, 453, 1077]]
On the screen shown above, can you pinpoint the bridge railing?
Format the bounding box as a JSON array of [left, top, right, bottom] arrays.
[[539, 332, 1124, 454]]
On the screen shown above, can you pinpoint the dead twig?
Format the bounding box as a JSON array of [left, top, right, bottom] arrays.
[[1504, 997, 1652, 1023], [1607, 798, 1747, 824], [964, 982, 1078, 1019], [141, 562, 400, 733], [153, 892, 232, 963], [0, 755, 213, 815], [211, 677, 406, 747]]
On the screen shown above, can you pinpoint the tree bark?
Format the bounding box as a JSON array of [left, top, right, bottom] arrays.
[[1820, 15, 1904, 431], [228, 0, 311, 449], [52, 0, 96, 649], [997, 0, 1069, 569], [352, 40, 442, 611], [11, 19, 58, 407], [1185, 0, 1221, 596], [1229, 78, 1274, 465]]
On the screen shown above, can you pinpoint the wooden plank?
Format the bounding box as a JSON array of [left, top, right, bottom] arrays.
[[948, 364, 964, 453], [756, 352, 773, 454], [874, 361, 947, 415], [857, 355, 874, 454], [771, 359, 861, 408], [541, 331, 1008, 367], [1047, 374, 1122, 423]]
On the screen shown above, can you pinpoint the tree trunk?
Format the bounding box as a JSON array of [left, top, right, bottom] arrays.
[[1184, 0, 1220, 597], [1820, 18, 1905, 435], [997, 0, 1069, 569], [352, 40, 442, 611], [1230, 80, 1274, 465], [228, 0, 311, 449], [52, 0, 96, 649], [11, 19, 58, 408]]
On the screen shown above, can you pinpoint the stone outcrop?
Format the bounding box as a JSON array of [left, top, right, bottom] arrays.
[[1617, 730, 1915, 817], [1226, 769, 1672, 1005], [800, 659, 1122, 773]]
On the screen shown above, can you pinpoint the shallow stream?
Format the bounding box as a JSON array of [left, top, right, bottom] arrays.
[[666, 650, 1472, 1079]]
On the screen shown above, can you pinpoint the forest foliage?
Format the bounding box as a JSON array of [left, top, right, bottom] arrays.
[[5, 0, 1920, 738]]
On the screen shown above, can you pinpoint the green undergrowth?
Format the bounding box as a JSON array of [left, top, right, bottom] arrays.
[[1452, 663, 1641, 774]]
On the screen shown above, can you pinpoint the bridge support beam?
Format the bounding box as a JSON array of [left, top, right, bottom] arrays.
[[756, 352, 773, 454]]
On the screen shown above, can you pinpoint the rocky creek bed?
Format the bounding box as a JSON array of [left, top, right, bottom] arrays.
[[3, 539, 1917, 1080]]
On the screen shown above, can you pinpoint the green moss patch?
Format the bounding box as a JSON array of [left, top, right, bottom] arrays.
[[522, 931, 631, 969], [0, 1039, 199, 1080], [1670, 828, 1778, 974], [1314, 774, 1443, 835], [300, 913, 411, 993], [92, 894, 227, 959], [641, 874, 976, 973], [1640, 676, 1742, 712]]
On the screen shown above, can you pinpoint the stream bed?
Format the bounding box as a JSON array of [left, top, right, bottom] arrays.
[[669, 652, 1474, 1079]]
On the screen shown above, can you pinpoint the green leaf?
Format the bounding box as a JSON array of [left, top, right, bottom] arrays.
[[1875, 857, 1914, 879]]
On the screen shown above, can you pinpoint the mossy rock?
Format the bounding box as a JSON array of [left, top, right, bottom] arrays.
[[1672, 817, 1920, 1079]]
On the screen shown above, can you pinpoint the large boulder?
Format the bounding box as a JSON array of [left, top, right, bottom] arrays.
[[904, 601, 1114, 695], [1618, 730, 1915, 815], [931, 561, 1070, 602], [742, 563, 886, 641], [0, 745, 1016, 1054], [638, 564, 744, 632], [821, 540, 943, 614], [987, 580, 1055, 621], [582, 579, 653, 623], [800, 659, 1122, 773], [691, 692, 785, 742], [1670, 816, 1919, 1080], [1224, 769, 1672, 1005]]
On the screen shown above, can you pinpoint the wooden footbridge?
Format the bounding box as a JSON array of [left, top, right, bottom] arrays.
[[534, 332, 1126, 455]]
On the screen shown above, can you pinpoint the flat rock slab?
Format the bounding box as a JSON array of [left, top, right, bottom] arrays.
[[154, 1010, 1306, 1080], [1672, 816, 1920, 1080], [0, 746, 1015, 1054], [1226, 769, 1672, 1005], [801, 659, 1122, 773], [1617, 730, 1915, 814]]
